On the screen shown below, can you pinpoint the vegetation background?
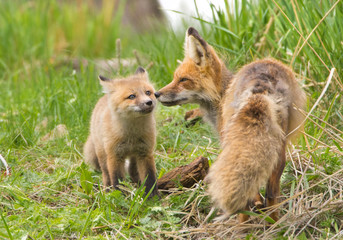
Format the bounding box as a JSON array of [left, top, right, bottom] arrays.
[[0, 0, 342, 239]]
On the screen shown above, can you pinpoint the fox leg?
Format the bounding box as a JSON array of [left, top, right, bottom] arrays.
[[83, 136, 101, 171], [265, 141, 286, 221], [238, 204, 250, 223], [106, 153, 125, 189], [136, 155, 158, 197], [238, 193, 264, 223], [128, 157, 140, 183], [94, 148, 112, 188]]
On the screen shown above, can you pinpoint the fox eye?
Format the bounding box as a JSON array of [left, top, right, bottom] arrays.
[[145, 90, 151, 96], [179, 78, 189, 83], [128, 94, 136, 99]]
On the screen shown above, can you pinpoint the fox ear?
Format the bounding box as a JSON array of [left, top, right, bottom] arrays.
[[98, 75, 112, 93], [135, 66, 146, 74], [135, 66, 150, 82], [185, 27, 208, 66], [98, 75, 110, 81]]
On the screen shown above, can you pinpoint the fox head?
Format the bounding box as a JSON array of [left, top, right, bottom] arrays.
[[99, 67, 156, 117], [155, 27, 224, 106]]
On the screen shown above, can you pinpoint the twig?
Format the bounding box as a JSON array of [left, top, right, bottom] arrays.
[[145, 61, 154, 70], [287, 68, 335, 138], [133, 50, 142, 66], [116, 39, 121, 74], [271, 0, 340, 85], [296, 0, 341, 64], [0, 154, 10, 176], [302, 132, 343, 156], [315, 31, 342, 84], [257, 16, 274, 53]]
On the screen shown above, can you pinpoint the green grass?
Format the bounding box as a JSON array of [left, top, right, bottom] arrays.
[[0, 0, 342, 239]]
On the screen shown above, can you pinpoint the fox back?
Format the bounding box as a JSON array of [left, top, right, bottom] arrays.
[[221, 58, 306, 140], [208, 59, 306, 220]]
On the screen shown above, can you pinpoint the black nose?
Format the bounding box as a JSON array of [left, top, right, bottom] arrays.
[[154, 92, 161, 98], [146, 100, 153, 106]]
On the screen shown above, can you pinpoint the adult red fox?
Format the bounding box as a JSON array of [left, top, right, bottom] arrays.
[[155, 27, 306, 221], [84, 67, 158, 196]]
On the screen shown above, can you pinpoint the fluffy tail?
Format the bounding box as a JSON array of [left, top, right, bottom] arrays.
[[207, 94, 284, 215], [83, 136, 101, 172]]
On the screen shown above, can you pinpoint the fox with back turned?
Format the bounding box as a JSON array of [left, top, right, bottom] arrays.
[[155, 27, 306, 221]]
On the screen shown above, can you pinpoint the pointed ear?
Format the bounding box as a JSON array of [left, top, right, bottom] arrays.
[[98, 75, 110, 81], [184, 27, 208, 66], [135, 66, 146, 74], [135, 67, 150, 82], [98, 75, 113, 93]]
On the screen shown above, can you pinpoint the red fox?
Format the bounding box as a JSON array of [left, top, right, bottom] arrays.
[[155, 27, 233, 132], [155, 27, 306, 221], [84, 67, 158, 196]]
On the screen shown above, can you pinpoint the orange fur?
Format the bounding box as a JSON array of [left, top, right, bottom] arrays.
[[211, 59, 306, 221], [155, 28, 233, 130], [156, 27, 306, 222], [84, 68, 158, 196]]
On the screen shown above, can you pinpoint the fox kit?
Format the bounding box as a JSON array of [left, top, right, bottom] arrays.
[[84, 67, 158, 196], [155, 27, 306, 221]]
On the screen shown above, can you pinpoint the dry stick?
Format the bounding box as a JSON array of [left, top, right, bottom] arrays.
[[266, 167, 343, 233], [303, 134, 312, 153], [298, 1, 343, 88], [295, 72, 319, 85], [296, 0, 341, 61], [113, 225, 129, 240], [290, 38, 302, 66], [0, 154, 10, 176], [271, 0, 341, 87], [145, 61, 154, 70], [295, 191, 343, 238], [256, 16, 274, 53], [133, 50, 142, 66], [295, 107, 343, 154], [289, 148, 311, 202], [299, 107, 343, 142], [315, 30, 342, 84], [306, 110, 343, 136], [330, 231, 343, 240], [303, 132, 343, 156], [289, 0, 304, 65], [290, 0, 304, 33], [286, 68, 335, 138], [301, 108, 343, 145], [116, 39, 121, 74]]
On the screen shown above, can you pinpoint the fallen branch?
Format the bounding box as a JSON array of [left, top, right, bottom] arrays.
[[157, 156, 209, 190]]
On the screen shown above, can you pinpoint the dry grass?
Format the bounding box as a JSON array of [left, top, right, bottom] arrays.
[[157, 146, 343, 239]]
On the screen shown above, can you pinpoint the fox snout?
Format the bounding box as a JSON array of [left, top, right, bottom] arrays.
[[138, 99, 155, 113], [154, 92, 161, 98], [145, 100, 153, 106], [154, 85, 189, 106]]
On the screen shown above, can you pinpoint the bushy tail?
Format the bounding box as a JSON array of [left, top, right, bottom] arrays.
[[83, 136, 101, 172], [207, 94, 285, 215]]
